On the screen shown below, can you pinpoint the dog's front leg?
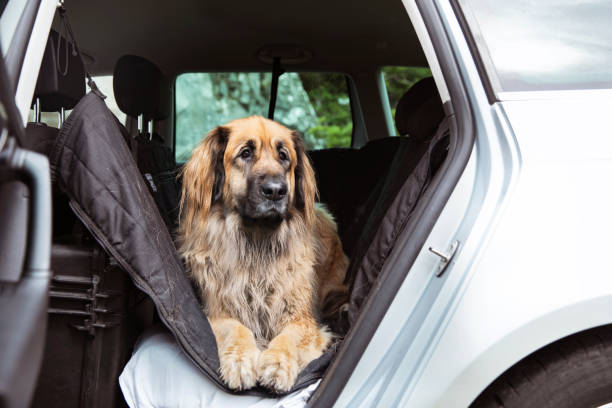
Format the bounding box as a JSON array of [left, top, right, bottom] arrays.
[[257, 318, 331, 393], [210, 317, 260, 390]]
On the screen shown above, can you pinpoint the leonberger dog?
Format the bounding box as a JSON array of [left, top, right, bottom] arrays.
[[179, 116, 348, 393]]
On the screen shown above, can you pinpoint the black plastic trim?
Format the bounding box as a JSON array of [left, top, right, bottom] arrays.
[[450, 0, 498, 104], [5, 0, 42, 93], [347, 75, 367, 149], [308, 0, 476, 405]]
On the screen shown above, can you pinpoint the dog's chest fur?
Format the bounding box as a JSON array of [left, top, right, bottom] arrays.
[[187, 213, 316, 347]]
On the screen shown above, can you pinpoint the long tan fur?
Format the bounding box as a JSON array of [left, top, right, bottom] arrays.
[[179, 116, 347, 392]]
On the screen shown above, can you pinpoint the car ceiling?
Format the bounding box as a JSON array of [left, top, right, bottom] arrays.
[[60, 0, 426, 78]]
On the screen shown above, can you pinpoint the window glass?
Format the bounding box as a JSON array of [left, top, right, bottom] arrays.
[[28, 75, 125, 127], [461, 0, 612, 92], [175, 72, 352, 161], [382, 66, 432, 135], [91, 75, 126, 124], [27, 110, 60, 128]]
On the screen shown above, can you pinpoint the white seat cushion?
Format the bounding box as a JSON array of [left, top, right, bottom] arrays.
[[119, 327, 320, 408]]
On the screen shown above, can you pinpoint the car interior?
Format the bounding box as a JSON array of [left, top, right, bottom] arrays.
[[3, 0, 458, 406]]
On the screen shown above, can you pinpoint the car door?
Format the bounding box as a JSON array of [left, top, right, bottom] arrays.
[[0, 1, 53, 406]]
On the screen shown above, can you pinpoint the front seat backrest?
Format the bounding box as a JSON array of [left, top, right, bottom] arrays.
[[26, 29, 85, 157], [113, 55, 171, 122], [113, 55, 179, 234]]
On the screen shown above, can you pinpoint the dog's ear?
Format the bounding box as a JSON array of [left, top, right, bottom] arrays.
[[291, 131, 317, 227], [180, 126, 229, 237]]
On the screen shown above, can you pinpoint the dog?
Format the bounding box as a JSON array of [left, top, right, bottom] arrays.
[[179, 116, 348, 393]]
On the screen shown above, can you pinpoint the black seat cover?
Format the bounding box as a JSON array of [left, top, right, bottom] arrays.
[[49, 91, 329, 396], [346, 77, 448, 324], [309, 138, 400, 257], [49, 90, 218, 380]]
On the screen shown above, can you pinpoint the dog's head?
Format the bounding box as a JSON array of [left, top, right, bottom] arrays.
[[180, 116, 317, 235]]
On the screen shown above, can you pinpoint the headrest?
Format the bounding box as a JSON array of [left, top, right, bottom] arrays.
[[394, 76, 445, 141], [34, 30, 86, 111], [113, 55, 171, 121]]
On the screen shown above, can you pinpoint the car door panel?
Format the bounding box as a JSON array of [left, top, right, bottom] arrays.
[[0, 8, 52, 404]]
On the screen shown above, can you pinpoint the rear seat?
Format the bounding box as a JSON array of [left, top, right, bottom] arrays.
[[310, 77, 445, 260], [309, 138, 400, 257]]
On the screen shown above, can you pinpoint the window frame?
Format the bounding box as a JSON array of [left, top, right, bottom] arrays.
[[172, 69, 360, 160], [452, 0, 509, 103]]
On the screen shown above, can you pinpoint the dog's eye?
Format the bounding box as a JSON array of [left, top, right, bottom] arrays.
[[279, 150, 288, 162], [240, 148, 252, 159]]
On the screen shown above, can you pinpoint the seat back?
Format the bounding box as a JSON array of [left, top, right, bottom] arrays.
[[346, 77, 448, 324], [113, 55, 179, 234], [309, 138, 400, 256], [25, 29, 86, 238], [26, 29, 86, 155]]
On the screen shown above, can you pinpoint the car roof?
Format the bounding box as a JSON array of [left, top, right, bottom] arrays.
[[60, 0, 426, 77]]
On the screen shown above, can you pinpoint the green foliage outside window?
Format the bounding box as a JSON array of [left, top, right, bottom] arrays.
[[298, 73, 352, 149]]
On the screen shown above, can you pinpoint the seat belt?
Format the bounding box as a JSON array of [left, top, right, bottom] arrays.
[[267, 57, 285, 120]]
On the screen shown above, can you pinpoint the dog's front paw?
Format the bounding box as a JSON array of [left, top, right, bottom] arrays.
[[257, 347, 299, 393], [219, 345, 260, 390]]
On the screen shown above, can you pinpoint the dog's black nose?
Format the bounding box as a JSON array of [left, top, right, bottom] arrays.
[[261, 179, 288, 201]]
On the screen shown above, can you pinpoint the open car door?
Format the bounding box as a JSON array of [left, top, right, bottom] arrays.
[[0, 16, 53, 408]]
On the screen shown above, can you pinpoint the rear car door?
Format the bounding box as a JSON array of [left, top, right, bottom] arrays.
[[0, 1, 53, 406]]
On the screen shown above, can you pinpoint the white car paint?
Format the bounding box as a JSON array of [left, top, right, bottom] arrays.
[[408, 95, 612, 407]]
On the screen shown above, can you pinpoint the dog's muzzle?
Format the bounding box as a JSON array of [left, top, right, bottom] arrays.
[[242, 175, 289, 226]]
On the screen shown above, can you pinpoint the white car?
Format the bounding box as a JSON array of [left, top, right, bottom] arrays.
[[1, 0, 611, 407]]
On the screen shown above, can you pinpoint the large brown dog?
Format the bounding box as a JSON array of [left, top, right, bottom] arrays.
[[179, 116, 347, 393]]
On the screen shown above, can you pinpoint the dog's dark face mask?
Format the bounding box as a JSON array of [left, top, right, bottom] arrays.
[[211, 120, 299, 230], [237, 138, 291, 229], [241, 170, 289, 227]]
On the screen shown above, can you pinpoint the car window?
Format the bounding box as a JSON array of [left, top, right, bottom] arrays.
[[91, 75, 126, 124], [460, 0, 612, 92], [29, 75, 125, 127], [175, 72, 352, 161], [381, 66, 432, 135]]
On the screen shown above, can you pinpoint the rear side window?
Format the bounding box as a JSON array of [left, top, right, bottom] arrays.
[[460, 0, 612, 92], [175, 72, 352, 161]]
